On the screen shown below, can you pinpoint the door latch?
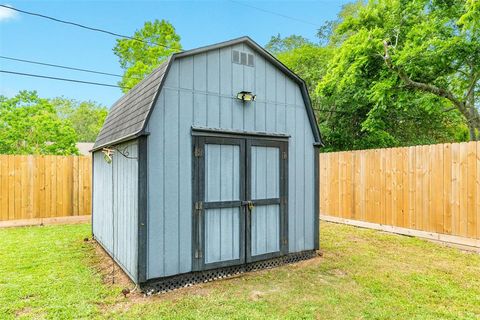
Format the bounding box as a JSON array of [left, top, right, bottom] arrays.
[[248, 201, 254, 211]]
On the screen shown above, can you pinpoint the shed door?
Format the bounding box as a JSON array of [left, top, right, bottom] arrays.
[[246, 140, 288, 262], [193, 135, 287, 271], [193, 137, 246, 270]]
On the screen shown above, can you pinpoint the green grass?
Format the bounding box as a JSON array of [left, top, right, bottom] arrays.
[[0, 222, 479, 319]]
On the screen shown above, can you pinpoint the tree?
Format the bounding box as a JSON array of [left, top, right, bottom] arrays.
[[380, 0, 480, 140], [315, 0, 473, 150], [265, 34, 333, 112], [265, 34, 313, 55], [113, 19, 182, 92], [53, 98, 108, 142], [0, 91, 78, 155]]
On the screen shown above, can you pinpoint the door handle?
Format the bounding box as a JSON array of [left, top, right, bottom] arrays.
[[241, 201, 254, 211]]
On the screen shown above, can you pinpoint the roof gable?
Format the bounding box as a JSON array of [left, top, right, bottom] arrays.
[[93, 37, 322, 151]]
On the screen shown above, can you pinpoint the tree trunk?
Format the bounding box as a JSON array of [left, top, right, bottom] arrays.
[[466, 80, 479, 141], [468, 123, 476, 141]]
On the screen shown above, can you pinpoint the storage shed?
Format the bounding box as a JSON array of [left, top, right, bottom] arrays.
[[92, 36, 323, 292]]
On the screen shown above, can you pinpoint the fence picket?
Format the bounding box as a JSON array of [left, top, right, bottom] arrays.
[[320, 141, 480, 240], [0, 155, 91, 221]]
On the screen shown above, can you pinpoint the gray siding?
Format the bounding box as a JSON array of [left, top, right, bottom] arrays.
[[205, 208, 241, 263], [92, 140, 139, 281], [146, 42, 315, 279], [251, 204, 280, 256], [205, 144, 240, 202]]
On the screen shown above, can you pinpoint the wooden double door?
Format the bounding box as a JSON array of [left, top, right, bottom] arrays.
[[192, 135, 288, 271]]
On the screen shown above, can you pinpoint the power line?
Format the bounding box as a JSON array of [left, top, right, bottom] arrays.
[[0, 5, 177, 49], [229, 0, 320, 27], [0, 55, 141, 79], [0, 70, 130, 89]]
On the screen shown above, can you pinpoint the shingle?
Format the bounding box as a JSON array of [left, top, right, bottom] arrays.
[[93, 61, 169, 149]]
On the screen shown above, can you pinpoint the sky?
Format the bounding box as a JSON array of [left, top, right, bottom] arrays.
[[0, 0, 350, 107]]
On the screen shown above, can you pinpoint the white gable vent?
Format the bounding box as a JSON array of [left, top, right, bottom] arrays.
[[232, 50, 254, 67]]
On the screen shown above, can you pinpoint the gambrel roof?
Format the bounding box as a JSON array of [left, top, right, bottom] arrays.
[[93, 36, 322, 151]]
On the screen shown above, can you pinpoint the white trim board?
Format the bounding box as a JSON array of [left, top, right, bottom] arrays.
[[320, 214, 480, 253]]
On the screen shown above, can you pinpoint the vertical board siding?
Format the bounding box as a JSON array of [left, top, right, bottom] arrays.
[[204, 144, 241, 264], [92, 140, 138, 281], [0, 155, 91, 221], [251, 204, 280, 256], [251, 146, 279, 199], [320, 141, 480, 240], [250, 146, 281, 256], [205, 144, 240, 202], [147, 43, 317, 279], [204, 208, 240, 263], [93, 152, 113, 250]]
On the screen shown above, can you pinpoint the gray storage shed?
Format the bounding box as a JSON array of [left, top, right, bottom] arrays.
[[92, 36, 322, 292]]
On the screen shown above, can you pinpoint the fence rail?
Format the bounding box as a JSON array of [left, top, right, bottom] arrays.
[[0, 155, 91, 221], [320, 141, 480, 240]]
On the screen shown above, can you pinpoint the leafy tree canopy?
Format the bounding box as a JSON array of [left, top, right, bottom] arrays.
[[271, 0, 476, 151], [0, 91, 79, 155], [265, 34, 314, 55], [267, 37, 333, 111], [113, 19, 182, 92], [316, 0, 477, 150], [53, 98, 108, 142]]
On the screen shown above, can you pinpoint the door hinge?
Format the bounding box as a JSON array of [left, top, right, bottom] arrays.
[[282, 197, 288, 206], [283, 239, 288, 245], [282, 151, 288, 160], [195, 201, 203, 211], [194, 249, 203, 259], [194, 146, 203, 157]]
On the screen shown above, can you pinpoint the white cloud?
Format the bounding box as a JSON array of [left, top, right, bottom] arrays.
[[0, 5, 18, 22]]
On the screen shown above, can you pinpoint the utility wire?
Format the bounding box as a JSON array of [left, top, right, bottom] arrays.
[[228, 0, 320, 27], [0, 70, 130, 89], [0, 5, 177, 49], [0, 55, 141, 79]]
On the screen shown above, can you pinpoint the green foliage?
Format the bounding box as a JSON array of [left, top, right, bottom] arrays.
[[277, 45, 333, 97], [459, 0, 480, 30], [53, 98, 108, 142], [0, 91, 79, 155], [265, 34, 313, 55], [276, 45, 334, 111], [270, 0, 477, 151], [315, 0, 475, 151], [113, 19, 182, 92]]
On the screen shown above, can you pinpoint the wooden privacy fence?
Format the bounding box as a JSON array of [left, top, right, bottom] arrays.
[[0, 155, 92, 221], [320, 141, 480, 241]]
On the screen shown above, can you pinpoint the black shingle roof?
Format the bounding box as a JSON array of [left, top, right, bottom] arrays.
[[93, 59, 169, 150]]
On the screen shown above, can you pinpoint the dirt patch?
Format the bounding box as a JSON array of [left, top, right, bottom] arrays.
[[88, 239, 134, 288], [291, 255, 323, 268], [15, 307, 33, 318], [249, 287, 280, 301], [328, 268, 348, 277]]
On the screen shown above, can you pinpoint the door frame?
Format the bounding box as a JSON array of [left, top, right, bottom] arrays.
[[192, 129, 289, 271], [192, 136, 246, 271]]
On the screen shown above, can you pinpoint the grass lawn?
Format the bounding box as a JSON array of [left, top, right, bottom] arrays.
[[0, 222, 479, 319]]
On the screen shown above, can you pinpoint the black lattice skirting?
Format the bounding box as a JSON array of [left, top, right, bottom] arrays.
[[141, 250, 317, 295]]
